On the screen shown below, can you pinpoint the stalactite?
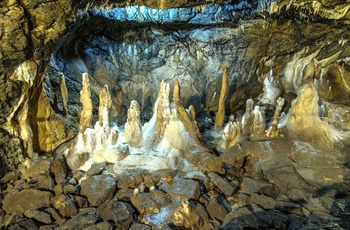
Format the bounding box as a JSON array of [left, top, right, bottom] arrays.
[[215, 69, 229, 128]]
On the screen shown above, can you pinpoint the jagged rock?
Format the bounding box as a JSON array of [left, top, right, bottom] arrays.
[[63, 183, 79, 195], [2, 215, 38, 230], [18, 158, 52, 180], [249, 193, 276, 210], [276, 201, 303, 216], [36, 175, 55, 190], [23, 209, 52, 224], [240, 177, 274, 195], [117, 173, 144, 189], [59, 208, 99, 230], [222, 207, 259, 230], [206, 197, 229, 222], [159, 178, 201, 200], [74, 196, 89, 208], [86, 163, 106, 176], [51, 194, 78, 217], [80, 174, 117, 206], [287, 214, 307, 230], [168, 200, 213, 230], [51, 155, 68, 185], [96, 200, 135, 229], [2, 189, 51, 215], [265, 210, 289, 229], [45, 207, 66, 226], [83, 221, 113, 230], [131, 190, 173, 215], [129, 223, 152, 230], [208, 173, 235, 196]]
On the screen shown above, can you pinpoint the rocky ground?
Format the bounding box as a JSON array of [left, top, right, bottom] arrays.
[[0, 137, 349, 230]]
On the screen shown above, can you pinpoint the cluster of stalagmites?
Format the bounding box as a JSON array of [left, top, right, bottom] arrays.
[[62, 68, 348, 176], [65, 72, 223, 175], [218, 72, 349, 152]]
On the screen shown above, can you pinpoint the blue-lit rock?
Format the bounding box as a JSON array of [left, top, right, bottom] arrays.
[[78, 2, 252, 25]]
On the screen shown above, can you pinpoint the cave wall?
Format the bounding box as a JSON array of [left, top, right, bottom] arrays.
[[1, 0, 350, 176]]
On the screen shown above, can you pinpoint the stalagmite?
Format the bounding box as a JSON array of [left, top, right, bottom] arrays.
[[266, 97, 285, 138], [219, 118, 242, 150], [79, 73, 93, 133], [17, 104, 34, 158], [98, 85, 112, 124], [252, 105, 266, 136], [242, 99, 254, 136], [124, 100, 143, 147], [215, 69, 229, 128], [59, 73, 69, 116], [259, 75, 281, 106], [279, 82, 349, 150]]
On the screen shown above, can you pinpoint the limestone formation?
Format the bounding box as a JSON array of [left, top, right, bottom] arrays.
[[215, 69, 229, 128], [279, 82, 349, 150], [266, 97, 285, 138], [79, 73, 93, 133], [259, 75, 281, 106], [98, 85, 112, 124], [124, 100, 143, 148], [251, 105, 266, 137], [219, 120, 242, 150], [242, 99, 254, 136], [59, 73, 69, 116]]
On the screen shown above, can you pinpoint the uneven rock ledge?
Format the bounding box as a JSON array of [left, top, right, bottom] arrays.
[[0, 139, 349, 229]]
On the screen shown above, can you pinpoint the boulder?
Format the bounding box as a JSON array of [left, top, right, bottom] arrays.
[[45, 207, 66, 226], [83, 221, 113, 230], [206, 197, 229, 222], [129, 223, 152, 230], [80, 174, 117, 206], [23, 209, 52, 224], [131, 190, 173, 215], [208, 173, 235, 196], [51, 155, 67, 185], [51, 194, 78, 217], [240, 177, 274, 195], [96, 200, 135, 229], [36, 174, 55, 190], [249, 193, 276, 210], [74, 196, 89, 208], [117, 173, 143, 189], [159, 178, 201, 200], [222, 207, 259, 230], [59, 208, 99, 230], [86, 163, 106, 176], [19, 158, 52, 180], [2, 189, 51, 214]]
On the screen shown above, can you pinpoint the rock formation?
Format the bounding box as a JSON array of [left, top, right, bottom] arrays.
[[1, 0, 350, 229]]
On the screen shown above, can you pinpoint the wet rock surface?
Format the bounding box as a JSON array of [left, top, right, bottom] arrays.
[[0, 140, 348, 229]]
